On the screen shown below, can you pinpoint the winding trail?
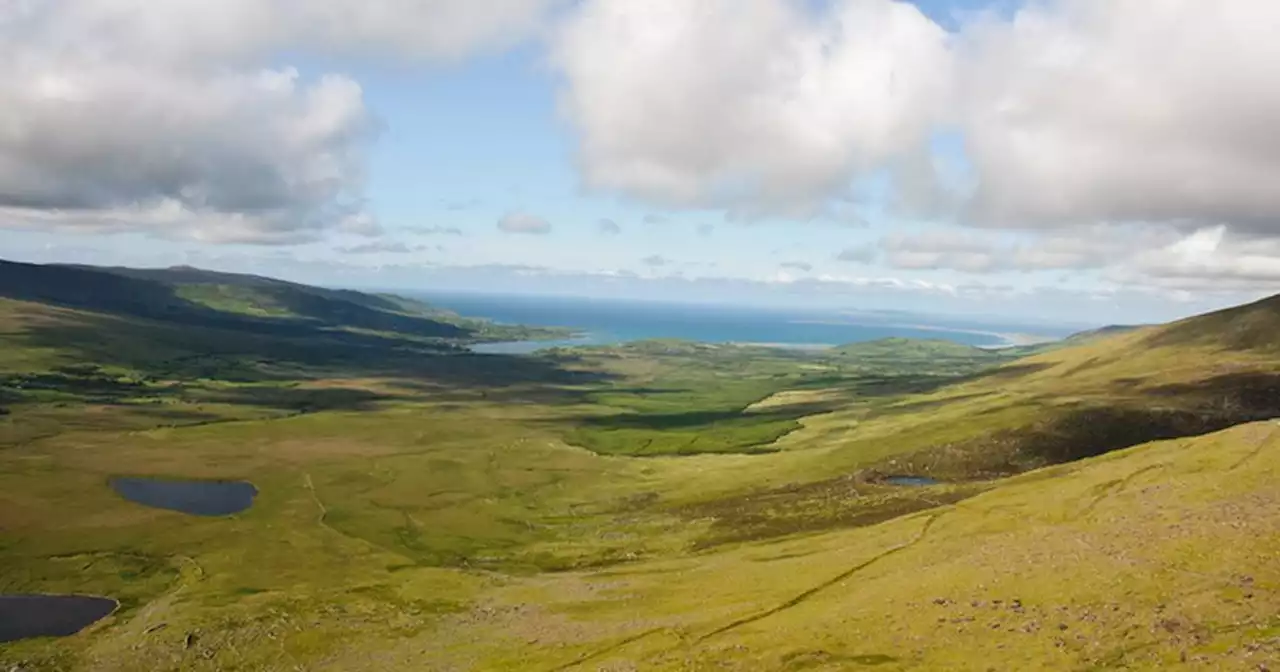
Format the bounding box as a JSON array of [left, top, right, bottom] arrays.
[[1228, 422, 1277, 471], [695, 511, 946, 643], [303, 472, 328, 524], [1078, 464, 1167, 519], [538, 513, 947, 671], [546, 627, 668, 672]]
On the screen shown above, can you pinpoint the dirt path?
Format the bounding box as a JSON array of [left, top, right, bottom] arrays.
[[696, 511, 947, 643]]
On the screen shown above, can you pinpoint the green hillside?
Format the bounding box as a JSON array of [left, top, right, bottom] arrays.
[[0, 260, 568, 345], [2, 265, 1278, 671]]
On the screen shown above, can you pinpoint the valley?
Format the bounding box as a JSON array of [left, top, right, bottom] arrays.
[[0, 261, 1277, 671]]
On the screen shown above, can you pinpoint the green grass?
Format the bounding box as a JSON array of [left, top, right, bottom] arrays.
[[4, 265, 1280, 670]]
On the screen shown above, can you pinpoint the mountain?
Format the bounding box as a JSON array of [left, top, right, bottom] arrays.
[[1062, 323, 1144, 343], [0, 259, 565, 345]]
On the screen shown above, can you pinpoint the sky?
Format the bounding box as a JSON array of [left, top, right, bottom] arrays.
[[2, 0, 1280, 326]]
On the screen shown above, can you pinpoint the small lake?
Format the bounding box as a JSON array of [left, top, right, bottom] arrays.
[[110, 476, 257, 516], [0, 595, 117, 643], [884, 476, 942, 487]]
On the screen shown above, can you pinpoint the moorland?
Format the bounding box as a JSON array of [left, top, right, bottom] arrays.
[[0, 258, 1277, 671]]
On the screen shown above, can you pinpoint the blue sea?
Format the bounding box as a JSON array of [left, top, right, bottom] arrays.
[[410, 292, 1079, 354]]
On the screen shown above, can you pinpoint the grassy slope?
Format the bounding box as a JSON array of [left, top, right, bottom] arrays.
[[0, 259, 569, 344], [4, 409, 1274, 670], [438, 420, 1280, 671], [3, 278, 1280, 670]]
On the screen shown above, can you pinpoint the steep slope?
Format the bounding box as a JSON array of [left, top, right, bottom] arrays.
[[0, 259, 573, 343], [435, 420, 1280, 671], [1144, 292, 1280, 353], [762, 295, 1280, 487]]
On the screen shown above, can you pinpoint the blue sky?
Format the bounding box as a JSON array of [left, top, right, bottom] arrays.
[[4, 0, 1280, 326]]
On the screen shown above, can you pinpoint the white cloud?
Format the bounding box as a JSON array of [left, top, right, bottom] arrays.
[[0, 0, 564, 244], [552, 0, 952, 217], [44, 0, 565, 63], [497, 211, 553, 234], [1118, 226, 1280, 293], [959, 0, 1280, 232], [337, 240, 427, 255], [0, 58, 375, 243], [881, 230, 1006, 272], [879, 226, 1174, 274]]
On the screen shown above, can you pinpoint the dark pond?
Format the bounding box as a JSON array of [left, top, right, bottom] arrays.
[[884, 476, 942, 487], [0, 595, 117, 643], [110, 476, 257, 516]]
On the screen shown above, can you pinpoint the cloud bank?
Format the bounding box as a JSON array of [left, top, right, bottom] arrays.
[[0, 0, 564, 243], [552, 0, 951, 218]]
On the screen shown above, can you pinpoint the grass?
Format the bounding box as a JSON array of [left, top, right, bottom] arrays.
[[3, 264, 1280, 670]]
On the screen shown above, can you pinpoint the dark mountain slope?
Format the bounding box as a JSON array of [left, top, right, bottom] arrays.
[[1, 259, 469, 340]]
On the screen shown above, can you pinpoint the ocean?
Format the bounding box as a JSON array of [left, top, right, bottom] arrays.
[[409, 292, 1079, 354]]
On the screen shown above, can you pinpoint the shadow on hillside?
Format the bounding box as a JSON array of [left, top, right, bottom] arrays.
[[0, 260, 471, 341], [955, 361, 1056, 384], [11, 314, 616, 405], [191, 386, 396, 413], [569, 401, 841, 432], [1148, 371, 1280, 411], [681, 476, 984, 549]]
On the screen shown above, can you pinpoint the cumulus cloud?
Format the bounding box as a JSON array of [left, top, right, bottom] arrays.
[[497, 212, 552, 234], [0, 0, 563, 243], [548, 0, 1280, 302], [1118, 226, 1280, 293], [641, 254, 669, 267], [0, 58, 376, 242], [44, 0, 566, 64], [598, 218, 622, 235], [959, 0, 1280, 233], [552, 0, 952, 217]]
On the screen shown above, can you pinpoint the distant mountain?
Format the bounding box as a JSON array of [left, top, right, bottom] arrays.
[[0, 259, 564, 345], [1142, 293, 1280, 353], [1062, 323, 1146, 343]]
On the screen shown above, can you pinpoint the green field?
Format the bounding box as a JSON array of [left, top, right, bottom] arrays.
[[2, 261, 1278, 671]]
